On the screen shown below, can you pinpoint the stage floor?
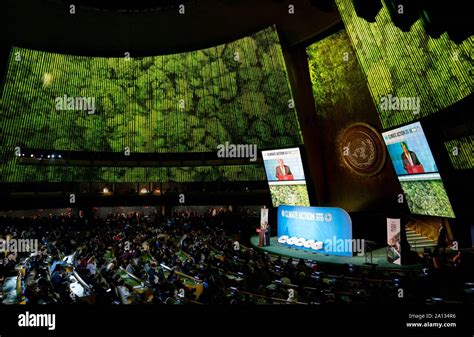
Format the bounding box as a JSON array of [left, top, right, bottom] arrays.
[[250, 236, 422, 270]]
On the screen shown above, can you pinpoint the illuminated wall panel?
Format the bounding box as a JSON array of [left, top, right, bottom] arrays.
[[307, 29, 373, 119], [336, 0, 473, 129], [0, 26, 300, 182], [0, 164, 265, 183], [445, 136, 474, 170]]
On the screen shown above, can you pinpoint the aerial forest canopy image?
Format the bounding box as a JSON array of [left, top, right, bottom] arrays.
[[335, 0, 473, 129], [0, 26, 301, 182]]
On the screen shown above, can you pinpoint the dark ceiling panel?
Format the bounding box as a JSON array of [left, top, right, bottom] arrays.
[[0, 0, 341, 56]]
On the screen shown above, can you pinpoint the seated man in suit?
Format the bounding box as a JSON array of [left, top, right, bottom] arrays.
[[275, 159, 293, 180], [400, 142, 424, 174]]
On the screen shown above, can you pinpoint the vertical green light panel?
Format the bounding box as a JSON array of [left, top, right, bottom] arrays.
[[0, 26, 299, 182], [335, 0, 473, 129], [307, 29, 374, 119], [445, 136, 474, 170]]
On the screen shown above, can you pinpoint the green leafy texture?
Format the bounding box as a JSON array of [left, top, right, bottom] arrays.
[[0, 26, 301, 182], [306, 29, 374, 120], [335, 0, 474, 129], [0, 165, 265, 183], [269, 184, 310, 207], [400, 180, 455, 218], [444, 135, 474, 170]]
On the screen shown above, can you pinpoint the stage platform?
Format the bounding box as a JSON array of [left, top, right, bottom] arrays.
[[250, 236, 422, 270]]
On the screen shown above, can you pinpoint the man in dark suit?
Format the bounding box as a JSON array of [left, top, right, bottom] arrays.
[[436, 222, 448, 255], [400, 142, 424, 174], [265, 224, 271, 246], [275, 159, 293, 180]]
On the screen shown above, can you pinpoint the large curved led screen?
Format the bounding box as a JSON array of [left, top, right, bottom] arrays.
[[336, 0, 473, 129], [0, 26, 302, 182]]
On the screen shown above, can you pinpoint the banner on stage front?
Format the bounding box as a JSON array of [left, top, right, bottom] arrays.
[[387, 218, 401, 265], [277, 205, 353, 257], [260, 208, 269, 229]]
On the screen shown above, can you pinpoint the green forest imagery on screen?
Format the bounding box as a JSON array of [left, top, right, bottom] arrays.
[[0, 27, 302, 183]]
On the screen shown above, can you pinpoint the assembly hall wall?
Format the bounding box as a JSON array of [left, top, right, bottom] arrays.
[[283, 29, 403, 214]]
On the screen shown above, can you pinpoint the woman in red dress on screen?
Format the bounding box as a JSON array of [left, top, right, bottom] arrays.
[[275, 159, 294, 180], [400, 141, 424, 174]]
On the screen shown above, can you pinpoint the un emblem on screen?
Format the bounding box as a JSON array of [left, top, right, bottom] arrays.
[[340, 123, 386, 176]]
